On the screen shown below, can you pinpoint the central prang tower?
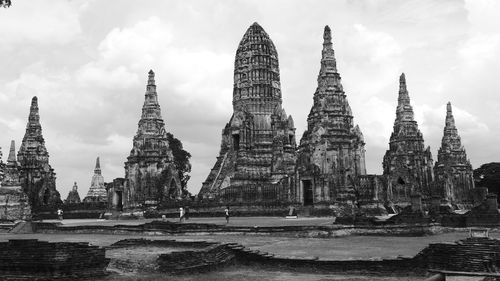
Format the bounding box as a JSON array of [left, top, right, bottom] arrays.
[[199, 22, 297, 202]]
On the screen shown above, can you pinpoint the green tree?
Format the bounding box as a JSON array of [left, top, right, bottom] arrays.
[[166, 132, 192, 194], [1, 0, 11, 8], [474, 162, 500, 200]]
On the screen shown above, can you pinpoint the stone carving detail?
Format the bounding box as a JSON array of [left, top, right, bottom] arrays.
[[382, 74, 434, 205], [123, 70, 182, 209], [297, 26, 366, 205], [199, 22, 297, 202], [83, 157, 107, 202], [434, 102, 474, 204], [17, 97, 61, 208], [66, 182, 81, 204]]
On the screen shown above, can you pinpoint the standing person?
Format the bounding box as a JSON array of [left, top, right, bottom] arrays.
[[179, 207, 184, 223], [185, 206, 190, 220], [224, 206, 229, 224], [57, 209, 63, 220]]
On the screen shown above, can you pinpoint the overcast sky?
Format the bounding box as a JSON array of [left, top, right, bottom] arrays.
[[1, 0, 499, 199]]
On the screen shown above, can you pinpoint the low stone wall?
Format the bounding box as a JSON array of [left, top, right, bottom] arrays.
[[33, 220, 450, 237], [0, 239, 109, 280], [158, 244, 236, 274], [416, 237, 500, 273], [154, 237, 500, 276]]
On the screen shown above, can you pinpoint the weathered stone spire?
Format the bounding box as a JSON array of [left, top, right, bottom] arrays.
[[434, 102, 474, 203], [73, 182, 78, 192], [383, 74, 434, 204], [124, 70, 183, 208], [94, 156, 101, 175], [7, 140, 16, 165], [18, 96, 61, 207], [297, 25, 366, 205], [396, 73, 414, 122], [319, 25, 337, 77]]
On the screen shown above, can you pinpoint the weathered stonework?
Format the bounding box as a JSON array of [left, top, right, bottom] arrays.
[[83, 157, 107, 203], [65, 182, 81, 204], [434, 102, 474, 204], [198, 22, 297, 203], [0, 141, 31, 220], [17, 97, 61, 208], [297, 26, 366, 206], [123, 70, 182, 209], [383, 74, 434, 206]]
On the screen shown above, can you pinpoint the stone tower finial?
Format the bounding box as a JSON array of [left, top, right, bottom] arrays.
[[399, 73, 406, 91], [318, 25, 337, 78], [323, 25, 332, 45], [28, 96, 40, 125], [73, 182, 78, 191], [397, 73, 411, 107], [7, 140, 16, 164], [148, 69, 155, 86], [445, 102, 456, 128], [94, 156, 101, 175]]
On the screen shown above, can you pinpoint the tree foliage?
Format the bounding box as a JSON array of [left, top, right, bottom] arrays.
[[474, 162, 500, 198], [166, 132, 192, 193], [1, 0, 11, 8]]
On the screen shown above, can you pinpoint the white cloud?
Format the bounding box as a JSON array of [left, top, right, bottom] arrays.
[[0, 0, 81, 47]]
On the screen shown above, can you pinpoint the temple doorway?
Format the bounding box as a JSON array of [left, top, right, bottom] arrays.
[[42, 188, 50, 205], [114, 191, 123, 211], [232, 134, 240, 150], [303, 180, 314, 206]]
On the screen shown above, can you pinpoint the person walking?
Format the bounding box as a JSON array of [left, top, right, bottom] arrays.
[[224, 206, 229, 224]]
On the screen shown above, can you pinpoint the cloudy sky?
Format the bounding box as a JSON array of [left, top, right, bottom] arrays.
[[1, 0, 499, 199]]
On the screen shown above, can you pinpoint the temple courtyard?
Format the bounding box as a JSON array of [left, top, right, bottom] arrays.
[[1, 217, 495, 260]]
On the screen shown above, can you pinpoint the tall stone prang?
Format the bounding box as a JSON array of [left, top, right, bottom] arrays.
[[297, 26, 366, 205], [382, 74, 434, 206], [83, 157, 107, 202], [65, 182, 81, 204], [434, 102, 474, 204], [123, 70, 182, 209], [17, 97, 61, 208], [199, 23, 297, 202]]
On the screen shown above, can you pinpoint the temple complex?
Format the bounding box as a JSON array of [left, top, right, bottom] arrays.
[[65, 182, 81, 204], [198, 22, 297, 203], [0, 141, 31, 220], [123, 70, 183, 209], [17, 97, 61, 208], [382, 74, 434, 206], [83, 157, 107, 203], [434, 102, 474, 204], [297, 26, 366, 206]]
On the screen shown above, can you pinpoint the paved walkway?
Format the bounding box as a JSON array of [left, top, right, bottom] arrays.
[[1, 230, 492, 260], [42, 216, 336, 227]]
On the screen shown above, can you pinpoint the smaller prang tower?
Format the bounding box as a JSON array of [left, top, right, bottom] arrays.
[[434, 102, 474, 204], [383, 74, 434, 206], [123, 70, 182, 209], [297, 26, 366, 206], [65, 182, 81, 204], [0, 141, 31, 220], [17, 97, 61, 208], [83, 157, 107, 202]]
